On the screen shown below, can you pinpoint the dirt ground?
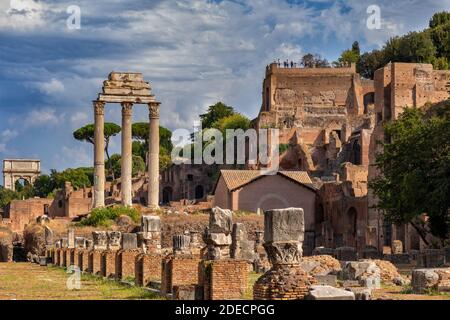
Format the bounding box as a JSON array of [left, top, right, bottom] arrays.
[[0, 263, 162, 300]]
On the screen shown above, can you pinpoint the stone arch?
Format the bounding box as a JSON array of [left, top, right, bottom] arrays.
[[363, 92, 375, 113]]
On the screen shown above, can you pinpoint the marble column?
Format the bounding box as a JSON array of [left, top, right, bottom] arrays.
[[148, 102, 160, 209], [121, 102, 133, 207], [93, 101, 106, 208]]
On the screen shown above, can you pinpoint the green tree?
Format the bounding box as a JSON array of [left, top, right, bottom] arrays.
[[0, 186, 19, 208], [370, 104, 450, 245], [300, 53, 330, 68], [429, 11, 450, 28], [50, 168, 92, 190], [106, 154, 146, 178], [357, 50, 385, 79], [33, 175, 56, 198], [397, 31, 436, 64], [200, 102, 235, 129], [73, 123, 121, 179]]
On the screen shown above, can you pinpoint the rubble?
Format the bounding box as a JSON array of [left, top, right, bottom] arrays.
[[299, 255, 341, 276]]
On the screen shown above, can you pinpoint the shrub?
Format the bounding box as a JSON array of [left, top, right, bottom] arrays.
[[77, 206, 140, 227]]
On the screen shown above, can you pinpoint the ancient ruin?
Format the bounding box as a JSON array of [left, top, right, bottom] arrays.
[[2, 159, 41, 191], [92, 72, 161, 209]]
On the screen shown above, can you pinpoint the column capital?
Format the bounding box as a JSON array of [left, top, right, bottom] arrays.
[[93, 101, 105, 115], [148, 102, 160, 119], [121, 102, 133, 116]]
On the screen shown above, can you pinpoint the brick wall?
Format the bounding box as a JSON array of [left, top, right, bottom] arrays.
[[161, 256, 202, 295], [202, 260, 248, 300], [101, 251, 118, 278], [80, 250, 89, 272], [89, 250, 102, 275], [135, 253, 162, 287], [117, 250, 140, 280]]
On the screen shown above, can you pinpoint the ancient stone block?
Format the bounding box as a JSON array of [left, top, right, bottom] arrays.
[[315, 274, 338, 286], [107, 231, 121, 251], [61, 238, 68, 248], [173, 234, 191, 255], [75, 237, 86, 249], [264, 208, 304, 243], [412, 268, 440, 293], [210, 207, 233, 234], [345, 287, 372, 300], [173, 285, 203, 300], [391, 240, 403, 254], [305, 285, 355, 300], [142, 215, 161, 236], [92, 231, 107, 250], [121, 233, 138, 250]]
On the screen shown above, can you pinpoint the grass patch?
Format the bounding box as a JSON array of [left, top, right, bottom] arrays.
[[243, 272, 261, 300], [76, 206, 140, 227]]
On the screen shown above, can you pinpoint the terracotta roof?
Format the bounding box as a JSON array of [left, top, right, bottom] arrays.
[[218, 170, 314, 192]]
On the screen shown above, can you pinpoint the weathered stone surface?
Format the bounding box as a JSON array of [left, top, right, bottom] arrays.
[[341, 260, 381, 289], [209, 233, 232, 246], [142, 215, 161, 235], [107, 231, 121, 251], [92, 231, 107, 250], [173, 234, 191, 255], [264, 208, 304, 243], [67, 229, 75, 249], [345, 287, 372, 300], [305, 285, 355, 300], [391, 240, 403, 254], [121, 233, 138, 250], [315, 274, 338, 286], [61, 238, 68, 248], [412, 268, 441, 293], [210, 207, 233, 234], [75, 237, 86, 249]]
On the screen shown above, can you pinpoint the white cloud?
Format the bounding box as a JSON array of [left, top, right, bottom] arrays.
[[37, 78, 65, 95], [19, 108, 65, 129], [0, 0, 46, 30], [0, 129, 18, 142], [70, 112, 88, 126], [52, 145, 92, 169]]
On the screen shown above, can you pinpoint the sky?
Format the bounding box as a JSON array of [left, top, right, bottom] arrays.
[[0, 0, 449, 179]]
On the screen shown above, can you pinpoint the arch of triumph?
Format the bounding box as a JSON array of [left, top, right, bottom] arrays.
[[93, 72, 160, 209], [2, 159, 41, 191]]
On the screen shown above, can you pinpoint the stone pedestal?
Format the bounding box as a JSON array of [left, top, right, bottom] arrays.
[[173, 234, 191, 255], [93, 101, 106, 208], [205, 207, 233, 260], [253, 208, 314, 300]]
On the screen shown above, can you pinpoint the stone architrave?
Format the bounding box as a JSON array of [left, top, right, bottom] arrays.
[[92, 231, 107, 250], [107, 231, 122, 251], [253, 208, 315, 300], [67, 228, 75, 249]]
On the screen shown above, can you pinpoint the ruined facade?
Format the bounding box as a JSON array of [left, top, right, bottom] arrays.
[[367, 63, 450, 252]]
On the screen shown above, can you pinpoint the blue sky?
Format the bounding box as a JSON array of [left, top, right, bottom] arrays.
[[1, 0, 449, 178]]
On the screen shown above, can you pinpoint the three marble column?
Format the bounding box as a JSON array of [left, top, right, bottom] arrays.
[[93, 101, 160, 209]]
